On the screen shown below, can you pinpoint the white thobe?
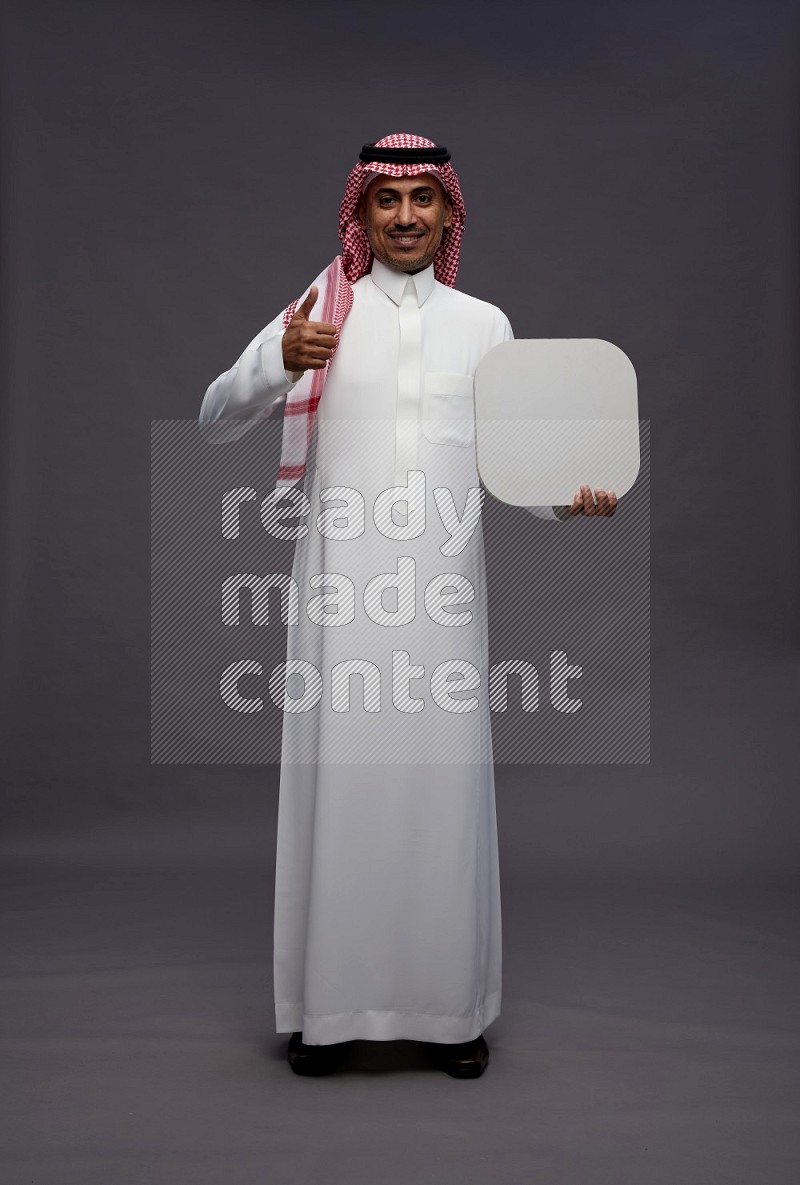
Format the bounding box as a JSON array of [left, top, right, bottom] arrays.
[[200, 258, 556, 1045]]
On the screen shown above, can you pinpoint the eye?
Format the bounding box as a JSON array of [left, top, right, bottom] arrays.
[[417, 193, 433, 204]]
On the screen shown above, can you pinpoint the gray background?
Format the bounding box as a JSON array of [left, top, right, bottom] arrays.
[[1, 0, 799, 1182]]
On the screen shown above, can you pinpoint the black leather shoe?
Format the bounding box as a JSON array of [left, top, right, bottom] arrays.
[[287, 1031, 344, 1076], [434, 1033, 490, 1078]]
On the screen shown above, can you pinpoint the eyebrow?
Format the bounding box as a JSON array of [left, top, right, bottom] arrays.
[[372, 185, 437, 196]]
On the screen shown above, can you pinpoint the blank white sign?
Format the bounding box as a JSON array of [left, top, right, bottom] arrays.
[[474, 339, 640, 506]]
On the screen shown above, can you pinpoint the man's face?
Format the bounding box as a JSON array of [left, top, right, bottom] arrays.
[[357, 173, 453, 274]]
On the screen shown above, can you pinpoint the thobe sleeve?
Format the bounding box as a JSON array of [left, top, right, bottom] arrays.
[[494, 311, 564, 523], [198, 308, 305, 443]]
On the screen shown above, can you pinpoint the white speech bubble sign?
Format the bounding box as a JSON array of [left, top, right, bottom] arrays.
[[474, 339, 640, 507]]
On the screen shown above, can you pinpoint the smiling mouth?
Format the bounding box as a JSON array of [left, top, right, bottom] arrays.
[[389, 233, 425, 246]]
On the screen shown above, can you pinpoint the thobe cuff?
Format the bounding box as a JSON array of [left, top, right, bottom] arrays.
[[199, 327, 298, 443], [261, 329, 303, 392], [521, 504, 560, 521]]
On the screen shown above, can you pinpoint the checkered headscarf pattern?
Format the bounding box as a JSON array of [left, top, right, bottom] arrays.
[[274, 254, 353, 486], [339, 131, 466, 287], [275, 134, 466, 487]]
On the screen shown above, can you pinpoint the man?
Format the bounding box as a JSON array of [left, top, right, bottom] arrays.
[[200, 133, 615, 1079]]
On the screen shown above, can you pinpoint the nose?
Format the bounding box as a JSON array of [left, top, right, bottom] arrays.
[[394, 195, 417, 227]]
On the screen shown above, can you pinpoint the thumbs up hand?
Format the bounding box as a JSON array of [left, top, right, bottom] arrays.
[[281, 286, 338, 373]]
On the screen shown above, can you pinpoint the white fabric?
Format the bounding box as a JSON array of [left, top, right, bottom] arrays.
[[395, 277, 422, 480], [200, 259, 557, 1046], [199, 326, 296, 442]]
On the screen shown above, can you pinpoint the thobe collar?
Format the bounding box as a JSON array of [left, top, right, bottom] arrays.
[[369, 257, 435, 307]]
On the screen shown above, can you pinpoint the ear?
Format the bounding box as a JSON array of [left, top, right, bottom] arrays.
[[443, 197, 453, 228], [356, 195, 367, 229]]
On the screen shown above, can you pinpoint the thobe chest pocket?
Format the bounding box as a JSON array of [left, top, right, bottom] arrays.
[[422, 372, 475, 448]]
